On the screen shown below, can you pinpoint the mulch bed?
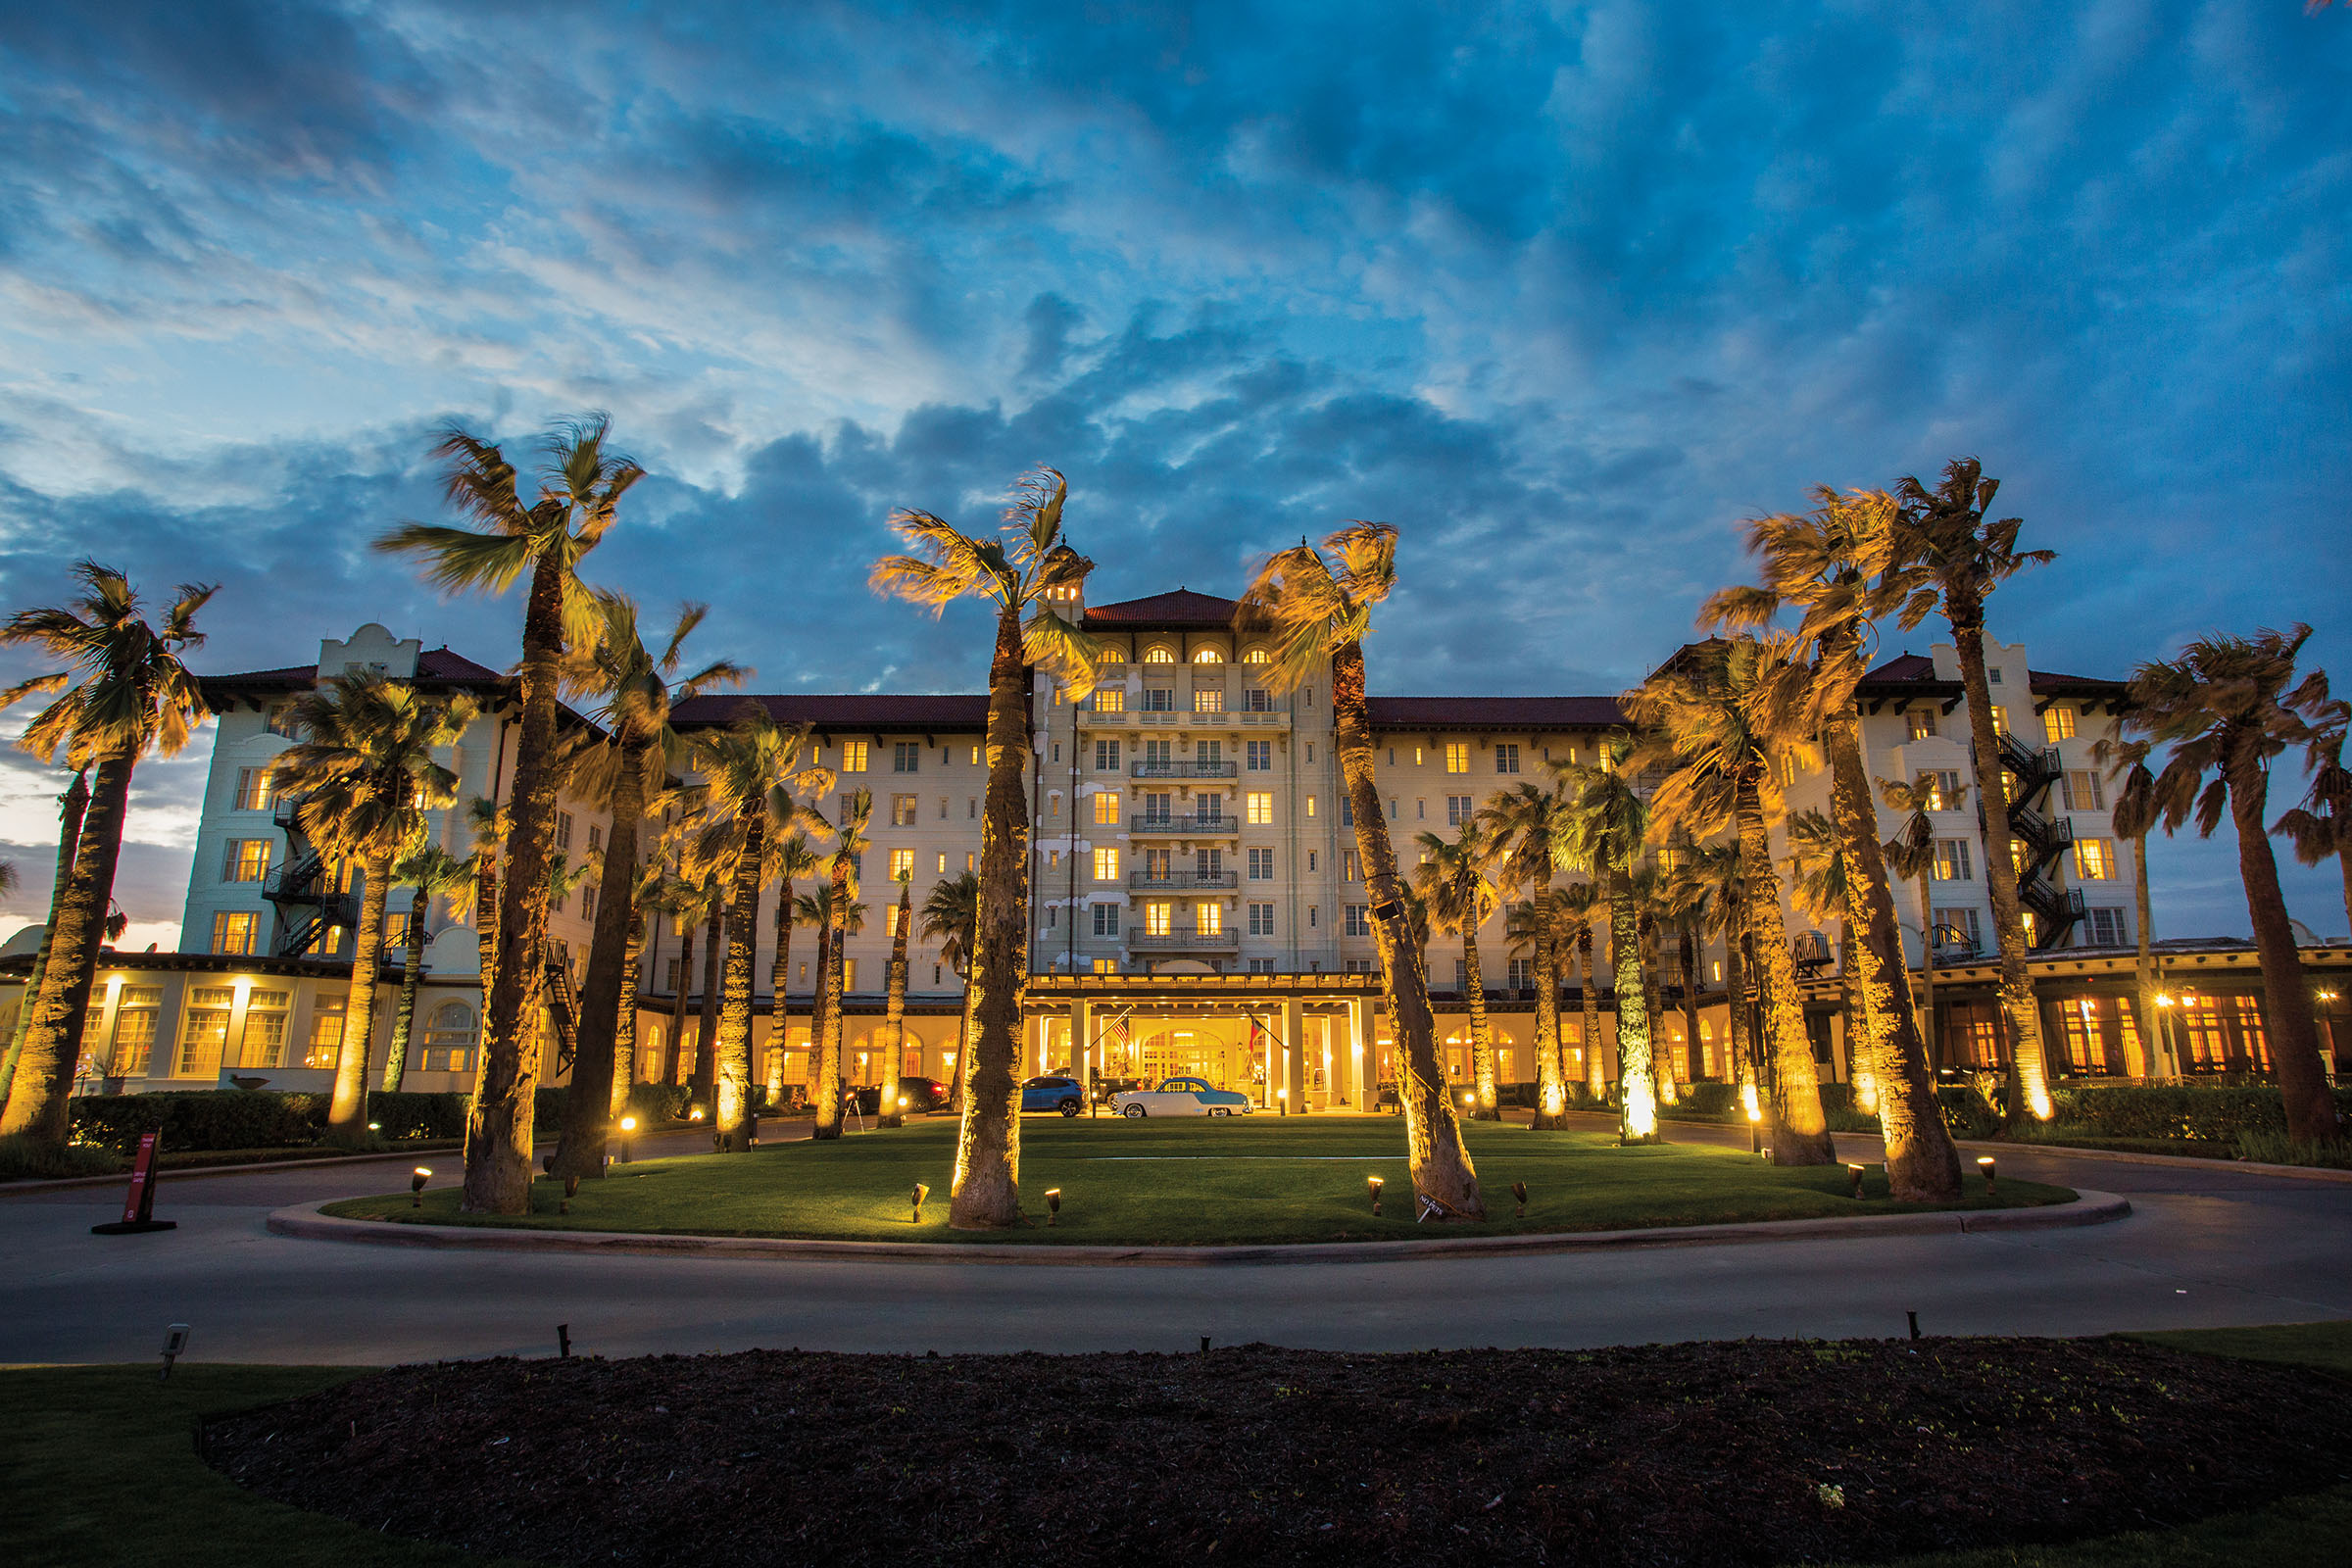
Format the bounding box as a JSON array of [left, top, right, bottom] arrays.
[[205, 1338, 2351, 1567]]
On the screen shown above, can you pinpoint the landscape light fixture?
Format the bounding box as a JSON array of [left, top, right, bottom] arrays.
[[1366, 1175, 1385, 1216], [912, 1182, 929, 1223], [159, 1323, 190, 1382], [1278, 1088, 1288, 1116], [1846, 1162, 1867, 1200], [618, 1115, 637, 1164], [1510, 1180, 1528, 1218], [1045, 1188, 1062, 1225], [411, 1166, 432, 1207], [560, 1174, 580, 1214], [368, 1121, 380, 1132], [1978, 1155, 1996, 1192], [689, 1105, 706, 1121]]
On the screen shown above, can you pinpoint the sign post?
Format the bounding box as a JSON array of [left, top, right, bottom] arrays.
[[91, 1130, 177, 1235]]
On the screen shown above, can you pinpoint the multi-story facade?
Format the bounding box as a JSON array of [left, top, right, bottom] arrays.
[[6, 588, 2343, 1109]]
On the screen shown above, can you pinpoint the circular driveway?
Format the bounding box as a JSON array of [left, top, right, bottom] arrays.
[[4, 1120, 2348, 1366]]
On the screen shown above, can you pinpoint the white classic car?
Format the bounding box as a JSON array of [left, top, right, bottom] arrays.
[[1110, 1076, 1256, 1117]]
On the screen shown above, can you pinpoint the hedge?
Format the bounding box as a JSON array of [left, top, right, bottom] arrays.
[[71, 1091, 327, 1154], [2049, 1084, 2352, 1144]]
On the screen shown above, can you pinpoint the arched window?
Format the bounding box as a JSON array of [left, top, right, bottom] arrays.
[[1142, 646, 1176, 664], [1193, 647, 1224, 663], [1098, 647, 1127, 664], [423, 1001, 478, 1074], [642, 1022, 664, 1083], [1242, 647, 1271, 665]]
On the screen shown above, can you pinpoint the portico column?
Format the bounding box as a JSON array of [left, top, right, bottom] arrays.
[[1073, 998, 1093, 1105], [1281, 997, 1306, 1111], [1348, 998, 1371, 1108]]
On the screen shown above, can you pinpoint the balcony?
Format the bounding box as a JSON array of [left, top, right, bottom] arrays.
[[1130, 760, 1239, 779], [1131, 813, 1242, 838], [1080, 705, 1290, 732], [1128, 869, 1239, 891], [1128, 926, 1241, 953]]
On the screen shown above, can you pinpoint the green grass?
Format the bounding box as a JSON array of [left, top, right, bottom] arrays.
[[320, 1116, 2074, 1246], [0, 1363, 539, 1568]]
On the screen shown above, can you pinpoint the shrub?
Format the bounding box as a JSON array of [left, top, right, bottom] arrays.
[[0, 1133, 121, 1179], [2058, 1084, 2352, 1145], [367, 1092, 470, 1141], [625, 1082, 691, 1123], [69, 1091, 327, 1154], [1677, 1082, 1742, 1118], [1936, 1086, 2003, 1141], [2233, 1129, 2352, 1168]]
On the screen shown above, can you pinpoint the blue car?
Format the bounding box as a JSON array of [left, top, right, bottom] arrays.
[[1019, 1075, 1086, 1116]]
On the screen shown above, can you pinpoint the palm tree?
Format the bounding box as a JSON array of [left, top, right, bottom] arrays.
[[1412, 820, 1501, 1119], [679, 711, 831, 1152], [0, 769, 87, 1118], [1480, 782, 1571, 1127], [1553, 740, 1660, 1143], [1236, 523, 1484, 1219], [1891, 460, 2060, 1122], [556, 594, 743, 1177], [269, 675, 473, 1145], [765, 833, 822, 1102], [381, 843, 477, 1093], [690, 886, 724, 1114], [797, 878, 867, 1135], [1631, 863, 1680, 1106], [2127, 626, 2337, 1144], [462, 797, 506, 1006], [1653, 842, 1714, 1099], [809, 789, 873, 1140], [920, 870, 981, 1110], [610, 859, 665, 1114], [1625, 635, 1843, 1167], [1706, 488, 1963, 1198], [2275, 698, 2352, 939], [1788, 808, 1881, 1116], [0, 565, 213, 1148], [1675, 839, 1756, 1113], [2099, 738, 2174, 1081], [1882, 771, 1964, 1077], [878, 873, 914, 1127], [869, 466, 1101, 1228], [1559, 880, 1606, 1101], [377, 416, 643, 1213]]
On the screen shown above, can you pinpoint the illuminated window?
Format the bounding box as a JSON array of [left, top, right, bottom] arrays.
[[1933, 840, 1974, 881], [1143, 647, 1176, 664], [1927, 770, 1963, 811], [1987, 706, 2008, 736], [2063, 769, 2104, 811], [238, 990, 289, 1069], [233, 767, 275, 811], [2073, 838, 2115, 880], [305, 997, 346, 1068], [1305, 795, 1316, 818], [889, 848, 914, 880], [891, 794, 918, 827], [1196, 902, 1222, 935], [886, 904, 905, 939], [1093, 848, 1120, 882], [175, 987, 236, 1075], [2041, 706, 2077, 743], [841, 741, 868, 773], [1242, 648, 1269, 664], [1094, 686, 1124, 713], [1444, 743, 1469, 774], [1095, 792, 1121, 825], [211, 911, 259, 955], [1343, 851, 1362, 882], [1145, 902, 1173, 936], [108, 988, 162, 1075], [1099, 648, 1127, 664], [1092, 957, 1119, 974], [1193, 687, 1224, 713], [936, 852, 947, 873], [1906, 709, 1937, 742], [1246, 792, 1273, 825], [1194, 648, 1223, 663], [221, 839, 271, 883]]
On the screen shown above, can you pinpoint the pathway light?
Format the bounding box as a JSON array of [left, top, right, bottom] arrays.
[[912, 1182, 929, 1223], [411, 1167, 432, 1207], [1846, 1162, 1867, 1200], [1045, 1188, 1062, 1225], [1510, 1180, 1527, 1218], [1366, 1175, 1384, 1216], [560, 1174, 580, 1214], [1978, 1155, 1996, 1191], [618, 1115, 637, 1164]]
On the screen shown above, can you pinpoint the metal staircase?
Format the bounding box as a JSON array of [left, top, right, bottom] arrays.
[[263, 797, 358, 956], [1984, 732, 2083, 950]]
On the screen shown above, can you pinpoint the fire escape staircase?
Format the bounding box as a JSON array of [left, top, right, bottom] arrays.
[[1986, 733, 2084, 951], [263, 797, 358, 957], [544, 944, 581, 1077]]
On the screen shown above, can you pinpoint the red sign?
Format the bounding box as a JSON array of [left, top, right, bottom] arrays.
[[122, 1131, 160, 1225]]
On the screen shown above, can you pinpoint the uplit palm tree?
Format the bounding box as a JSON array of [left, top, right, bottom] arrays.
[[270, 675, 473, 1144], [679, 711, 831, 1151], [2098, 738, 2173, 1081], [1667, 839, 1753, 1110], [764, 833, 822, 1102], [797, 878, 867, 1132], [1238, 522, 1484, 1219], [870, 466, 1101, 1227], [1652, 841, 1713, 1102], [1625, 635, 1843, 1167], [1705, 488, 1962, 1198], [462, 797, 506, 1006], [1480, 782, 1571, 1126], [556, 594, 743, 1176], [2275, 698, 2352, 939], [0, 770, 87, 1119], [1630, 862, 1679, 1106], [1882, 771, 1964, 1078], [2127, 625, 2338, 1144], [376, 416, 643, 1213], [381, 843, 477, 1093], [1558, 879, 1605, 1101], [878, 873, 915, 1127], [1412, 820, 1501, 1119], [809, 789, 873, 1141], [0, 565, 212, 1148], [662, 869, 722, 1092], [1788, 808, 1880, 1116], [610, 859, 666, 1113], [1890, 460, 2059, 1123], [1552, 740, 1660, 1143], [921, 870, 981, 1110]]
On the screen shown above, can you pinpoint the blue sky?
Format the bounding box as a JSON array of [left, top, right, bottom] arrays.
[[0, 0, 2346, 947]]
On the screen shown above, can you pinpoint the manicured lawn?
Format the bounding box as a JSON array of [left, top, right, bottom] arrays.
[[321, 1115, 2074, 1245]]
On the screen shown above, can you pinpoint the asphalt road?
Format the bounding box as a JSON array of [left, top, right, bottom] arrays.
[[5, 1116, 2348, 1366]]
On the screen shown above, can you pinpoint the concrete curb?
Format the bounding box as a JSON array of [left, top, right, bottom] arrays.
[[267, 1189, 2132, 1268], [5, 1147, 465, 1192]]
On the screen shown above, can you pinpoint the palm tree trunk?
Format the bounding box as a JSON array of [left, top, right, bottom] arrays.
[[665, 925, 693, 1090], [1839, 922, 1880, 1116], [879, 880, 912, 1127], [1331, 644, 1483, 1217], [1, 750, 131, 1145], [948, 969, 974, 1112], [808, 916, 840, 1136], [463, 549, 566, 1215], [1724, 904, 1759, 1122], [1914, 875, 1939, 1072], [2226, 749, 2336, 1143], [1736, 784, 1832, 1164], [611, 903, 645, 1118], [1610, 868, 1657, 1141], [766, 877, 793, 1101], [713, 820, 763, 1152], [1824, 705, 1963, 1200], [1529, 916, 1568, 1127], [821, 866, 855, 1139], [2129, 833, 2166, 1080], [326, 849, 393, 1146], [1579, 928, 1604, 1101], [691, 903, 722, 1116], [1678, 918, 1704, 1087], [381, 887, 431, 1093], [1462, 928, 1497, 1120], [0, 769, 87, 1116], [473, 852, 499, 1004], [948, 609, 1036, 1227], [561, 740, 648, 1178]]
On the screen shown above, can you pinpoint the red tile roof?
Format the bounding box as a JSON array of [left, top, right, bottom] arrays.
[[671, 693, 992, 731], [1367, 696, 1625, 730], [2029, 667, 2127, 695], [1084, 589, 1240, 627], [204, 646, 508, 690], [1864, 652, 1939, 683]]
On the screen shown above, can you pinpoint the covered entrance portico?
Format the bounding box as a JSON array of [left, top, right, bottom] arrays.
[[1021, 972, 1385, 1111]]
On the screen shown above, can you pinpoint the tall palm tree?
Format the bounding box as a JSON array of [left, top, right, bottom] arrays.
[[658, 868, 720, 1091], [0, 564, 213, 1148], [1675, 839, 1755, 1110], [1558, 879, 1606, 1101], [797, 878, 867, 1134], [1882, 771, 1963, 1077], [764, 833, 822, 1102], [1553, 740, 1660, 1143], [1788, 807, 1880, 1115], [610, 858, 665, 1114], [0, 769, 87, 1118], [680, 711, 831, 1152], [2275, 698, 2352, 939], [1412, 820, 1501, 1119], [920, 870, 981, 1111], [381, 843, 477, 1093], [878, 873, 915, 1127], [2127, 626, 2337, 1144], [691, 889, 724, 1114], [1480, 782, 1571, 1126], [1654, 841, 1714, 1096], [1706, 488, 1963, 1199], [1630, 862, 1680, 1106], [870, 466, 1101, 1227], [1237, 523, 1484, 1219], [462, 797, 506, 1008], [1625, 635, 1843, 1167], [1891, 460, 2060, 1122], [270, 675, 473, 1145], [2098, 738, 2173, 1081], [556, 595, 743, 1177], [809, 789, 873, 1141], [376, 416, 643, 1213]]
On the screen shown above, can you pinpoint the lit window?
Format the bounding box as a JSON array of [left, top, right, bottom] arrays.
[[887, 904, 905, 939], [936, 852, 947, 873], [1242, 648, 1269, 664], [304, 996, 347, 1068], [1146, 902, 1173, 936], [1196, 902, 1222, 935], [1906, 709, 1938, 742], [175, 987, 236, 1075], [970, 746, 981, 764], [1094, 847, 1120, 882], [1193, 687, 1224, 713], [1343, 851, 1362, 882], [233, 767, 275, 811], [2042, 707, 2076, 744], [1143, 647, 1175, 664], [1305, 795, 1316, 818], [1987, 706, 2008, 736], [892, 794, 918, 826], [1934, 839, 1974, 881], [211, 911, 259, 955], [237, 990, 290, 1069], [1100, 648, 1127, 664], [889, 848, 914, 880], [1444, 743, 1468, 774], [221, 839, 271, 882], [2073, 838, 2116, 880], [1095, 792, 1121, 825], [1246, 792, 1273, 825], [1094, 687, 1125, 713], [841, 741, 868, 773], [1194, 648, 1223, 663]]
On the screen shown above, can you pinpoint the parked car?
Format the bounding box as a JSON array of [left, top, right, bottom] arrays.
[[896, 1075, 950, 1113], [1019, 1076, 1086, 1116], [1111, 1077, 1255, 1118]]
